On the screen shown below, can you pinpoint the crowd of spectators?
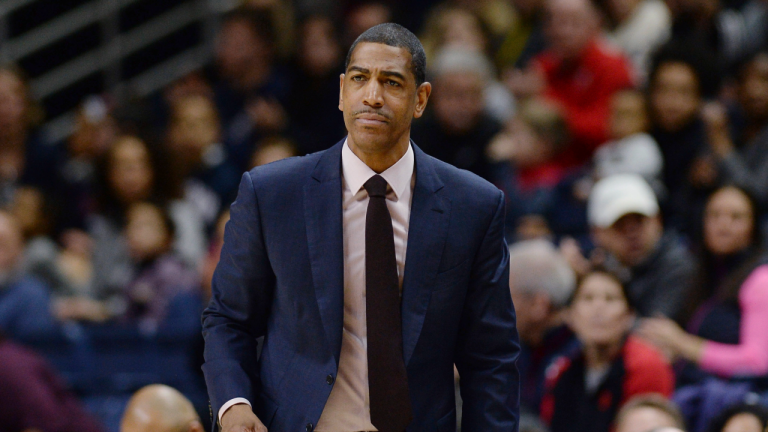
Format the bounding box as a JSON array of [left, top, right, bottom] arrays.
[[3, 0, 768, 430]]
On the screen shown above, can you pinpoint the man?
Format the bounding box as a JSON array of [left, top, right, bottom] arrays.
[[202, 23, 520, 432], [582, 174, 695, 321], [121, 384, 204, 432], [506, 0, 634, 168], [508, 240, 577, 416]]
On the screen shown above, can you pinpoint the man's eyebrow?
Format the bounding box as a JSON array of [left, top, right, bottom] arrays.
[[348, 66, 370, 74], [347, 66, 407, 81], [381, 71, 406, 81]]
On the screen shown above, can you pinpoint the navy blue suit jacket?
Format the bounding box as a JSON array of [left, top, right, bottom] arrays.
[[202, 140, 520, 432]]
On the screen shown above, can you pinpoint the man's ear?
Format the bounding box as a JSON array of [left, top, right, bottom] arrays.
[[339, 73, 345, 111], [413, 81, 432, 119]]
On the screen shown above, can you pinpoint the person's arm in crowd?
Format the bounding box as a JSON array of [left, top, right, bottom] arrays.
[[704, 102, 768, 204], [698, 265, 768, 376], [640, 265, 768, 376], [454, 191, 521, 431]]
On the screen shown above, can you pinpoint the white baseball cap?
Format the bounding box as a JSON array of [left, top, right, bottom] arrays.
[[588, 174, 659, 228]]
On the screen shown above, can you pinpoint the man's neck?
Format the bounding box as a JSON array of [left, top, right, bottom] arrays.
[[347, 135, 410, 174]]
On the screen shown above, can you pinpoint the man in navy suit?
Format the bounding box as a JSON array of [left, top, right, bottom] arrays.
[[202, 23, 520, 432]]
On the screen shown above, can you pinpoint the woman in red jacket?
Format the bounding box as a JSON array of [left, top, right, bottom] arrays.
[[541, 269, 674, 432]]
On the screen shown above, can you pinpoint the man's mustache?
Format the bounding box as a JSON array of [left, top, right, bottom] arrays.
[[352, 109, 391, 120]]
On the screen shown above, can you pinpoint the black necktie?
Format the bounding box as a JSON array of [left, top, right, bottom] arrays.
[[364, 175, 413, 432]]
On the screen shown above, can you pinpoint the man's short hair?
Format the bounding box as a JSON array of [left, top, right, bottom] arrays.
[[615, 394, 685, 430], [508, 239, 575, 308], [345, 23, 427, 86]]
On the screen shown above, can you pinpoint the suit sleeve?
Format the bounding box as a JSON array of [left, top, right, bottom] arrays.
[[455, 190, 521, 431], [201, 172, 276, 419]]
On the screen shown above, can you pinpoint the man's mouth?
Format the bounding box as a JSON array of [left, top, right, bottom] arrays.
[[355, 113, 389, 125]]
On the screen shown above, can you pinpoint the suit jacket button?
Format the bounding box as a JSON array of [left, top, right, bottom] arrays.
[[326, 374, 334, 385], [306, 423, 313, 431]]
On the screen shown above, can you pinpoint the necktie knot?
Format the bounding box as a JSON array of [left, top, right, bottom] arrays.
[[364, 175, 388, 198]]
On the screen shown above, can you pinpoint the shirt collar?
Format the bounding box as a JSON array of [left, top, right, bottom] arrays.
[[341, 138, 414, 201]]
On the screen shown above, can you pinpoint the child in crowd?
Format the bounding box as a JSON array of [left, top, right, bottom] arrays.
[[488, 97, 568, 240], [594, 90, 664, 187], [123, 202, 199, 335]]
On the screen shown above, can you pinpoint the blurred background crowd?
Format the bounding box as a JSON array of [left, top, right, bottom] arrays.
[[2, 0, 768, 431]]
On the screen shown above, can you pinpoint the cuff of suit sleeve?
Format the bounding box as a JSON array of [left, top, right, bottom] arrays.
[[219, 398, 252, 424]]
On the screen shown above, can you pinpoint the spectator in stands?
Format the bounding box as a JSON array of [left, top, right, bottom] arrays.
[[600, 0, 671, 83], [11, 186, 97, 321], [95, 134, 205, 283], [342, 1, 393, 49], [487, 98, 569, 240], [166, 93, 237, 220], [419, 8, 515, 123], [287, 14, 346, 155], [508, 240, 578, 416], [123, 202, 200, 336], [0, 209, 57, 341], [541, 269, 674, 432], [0, 66, 57, 207], [0, 333, 104, 432], [410, 46, 503, 180], [250, 135, 298, 168], [506, 0, 634, 168], [594, 90, 664, 186], [701, 52, 768, 211], [58, 96, 117, 230], [120, 384, 203, 432], [615, 394, 686, 432], [563, 174, 695, 321], [213, 8, 290, 172], [420, 5, 493, 61], [706, 403, 768, 432], [544, 90, 664, 241], [664, 0, 767, 68], [495, 0, 548, 69], [640, 186, 768, 386], [648, 43, 721, 234]]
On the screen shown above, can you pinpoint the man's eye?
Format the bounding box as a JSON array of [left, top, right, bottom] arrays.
[[352, 75, 364, 81], [388, 80, 400, 87]]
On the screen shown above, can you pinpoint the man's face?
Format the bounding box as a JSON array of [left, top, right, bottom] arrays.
[[593, 213, 662, 267], [339, 42, 430, 155], [433, 72, 484, 134]]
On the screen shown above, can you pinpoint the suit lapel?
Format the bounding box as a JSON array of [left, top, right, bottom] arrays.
[[402, 144, 449, 366], [304, 140, 345, 366]]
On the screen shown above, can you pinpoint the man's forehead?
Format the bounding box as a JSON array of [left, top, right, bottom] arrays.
[[348, 42, 413, 73]]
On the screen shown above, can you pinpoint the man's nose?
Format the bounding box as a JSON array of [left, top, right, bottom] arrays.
[[362, 80, 384, 108]]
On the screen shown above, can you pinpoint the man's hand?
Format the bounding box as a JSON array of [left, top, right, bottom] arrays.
[[221, 404, 267, 432]]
